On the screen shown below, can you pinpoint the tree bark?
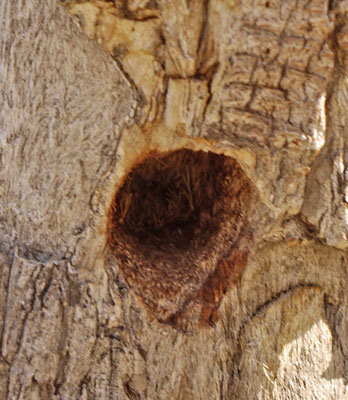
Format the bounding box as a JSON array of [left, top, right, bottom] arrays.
[[1, 0, 348, 399]]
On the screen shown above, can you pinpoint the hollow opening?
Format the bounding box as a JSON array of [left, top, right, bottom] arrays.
[[107, 149, 252, 325], [109, 149, 249, 256]]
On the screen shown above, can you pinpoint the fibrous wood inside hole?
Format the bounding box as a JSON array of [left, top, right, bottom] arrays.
[[107, 149, 252, 327], [110, 149, 236, 253]]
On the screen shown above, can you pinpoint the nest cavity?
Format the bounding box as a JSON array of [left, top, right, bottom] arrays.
[[110, 149, 247, 254], [107, 149, 253, 327]]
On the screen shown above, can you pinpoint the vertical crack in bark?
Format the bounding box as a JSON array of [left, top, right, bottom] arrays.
[[200, 62, 219, 133], [38, 266, 54, 308], [73, 289, 99, 398], [10, 264, 43, 359], [5, 261, 45, 398], [328, 0, 335, 13], [197, 0, 210, 69], [108, 341, 121, 400], [53, 266, 75, 397], [0, 250, 14, 361]]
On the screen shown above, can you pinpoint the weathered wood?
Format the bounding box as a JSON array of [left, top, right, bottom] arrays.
[[1, 0, 348, 398]]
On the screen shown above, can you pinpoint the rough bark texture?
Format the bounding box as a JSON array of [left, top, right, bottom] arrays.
[[1, 0, 348, 399]]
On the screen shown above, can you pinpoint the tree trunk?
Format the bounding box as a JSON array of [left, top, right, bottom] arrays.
[[1, 0, 348, 398]]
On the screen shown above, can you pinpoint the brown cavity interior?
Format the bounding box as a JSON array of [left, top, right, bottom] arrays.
[[108, 149, 252, 264]]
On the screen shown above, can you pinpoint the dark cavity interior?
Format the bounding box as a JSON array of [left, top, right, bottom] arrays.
[[108, 149, 250, 261]]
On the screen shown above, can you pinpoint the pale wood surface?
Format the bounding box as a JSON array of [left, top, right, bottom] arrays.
[[1, 0, 348, 398]]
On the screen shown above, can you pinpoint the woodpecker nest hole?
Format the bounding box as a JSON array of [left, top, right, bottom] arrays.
[[108, 149, 253, 329]]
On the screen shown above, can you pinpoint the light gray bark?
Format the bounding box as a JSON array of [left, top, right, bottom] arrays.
[[1, 0, 348, 399]]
